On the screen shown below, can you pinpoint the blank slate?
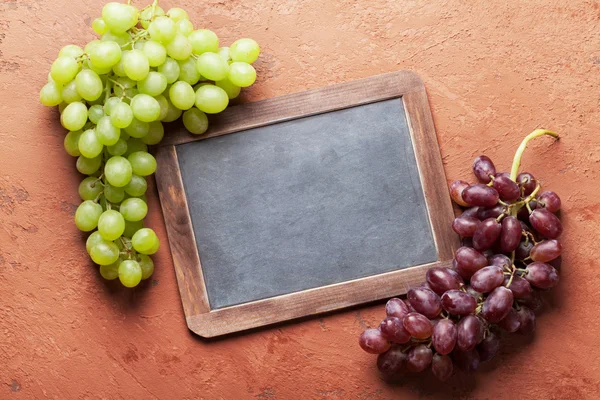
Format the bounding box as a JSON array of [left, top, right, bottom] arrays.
[[155, 71, 459, 337]]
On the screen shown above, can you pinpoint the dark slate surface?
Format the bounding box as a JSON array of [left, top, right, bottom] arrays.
[[176, 98, 437, 309]]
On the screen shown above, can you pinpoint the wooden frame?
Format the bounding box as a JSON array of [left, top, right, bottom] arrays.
[[155, 71, 459, 338]]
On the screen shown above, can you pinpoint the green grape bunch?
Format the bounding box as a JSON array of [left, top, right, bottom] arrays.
[[40, 0, 261, 288]]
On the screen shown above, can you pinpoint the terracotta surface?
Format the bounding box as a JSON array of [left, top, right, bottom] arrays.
[[1, 0, 599, 398]]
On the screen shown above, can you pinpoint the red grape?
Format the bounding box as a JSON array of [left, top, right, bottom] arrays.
[[481, 286, 514, 323], [461, 206, 480, 219], [529, 208, 562, 239], [432, 319, 457, 355], [377, 346, 407, 375], [530, 239, 562, 262], [525, 262, 559, 289], [441, 290, 477, 316], [463, 184, 500, 207], [478, 333, 501, 362], [465, 285, 483, 302], [453, 348, 480, 372], [403, 313, 433, 339], [477, 205, 505, 220], [473, 218, 502, 251], [431, 354, 453, 381], [426, 267, 464, 295], [473, 155, 496, 183], [470, 266, 504, 293], [498, 308, 521, 332], [379, 317, 411, 344], [517, 306, 536, 334], [519, 290, 545, 314], [457, 315, 482, 351], [548, 255, 562, 270], [452, 216, 480, 237], [503, 275, 532, 299], [500, 216, 522, 252], [493, 175, 520, 201], [450, 180, 471, 207], [408, 287, 442, 318], [359, 329, 390, 354], [385, 298, 409, 320], [516, 172, 537, 196], [515, 239, 534, 261], [403, 299, 416, 313], [538, 190, 561, 213], [454, 247, 488, 279], [406, 344, 433, 372], [488, 254, 511, 270]]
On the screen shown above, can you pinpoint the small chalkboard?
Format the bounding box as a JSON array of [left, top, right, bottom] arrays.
[[156, 71, 458, 337]]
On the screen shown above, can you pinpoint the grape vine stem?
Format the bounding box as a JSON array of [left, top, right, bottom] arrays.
[[509, 129, 559, 181]]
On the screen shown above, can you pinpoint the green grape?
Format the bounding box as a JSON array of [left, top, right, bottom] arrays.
[[90, 41, 122, 69], [195, 84, 229, 114], [90, 241, 120, 265], [58, 102, 68, 113], [161, 99, 183, 122], [86, 231, 106, 254], [114, 85, 138, 100], [189, 29, 219, 54], [169, 81, 195, 110], [139, 237, 160, 255], [96, 116, 121, 146], [131, 228, 159, 253], [75, 200, 103, 232], [110, 102, 133, 129], [142, 121, 164, 145], [148, 16, 177, 43], [215, 79, 241, 99], [124, 117, 149, 138], [98, 210, 126, 241], [76, 155, 102, 175], [177, 19, 194, 36], [128, 151, 157, 176], [124, 174, 147, 197], [103, 97, 122, 116], [116, 76, 137, 89], [177, 58, 201, 85], [40, 82, 63, 106], [140, 6, 165, 29], [102, 2, 139, 33], [88, 104, 105, 124], [123, 219, 144, 238], [92, 18, 107, 35], [218, 46, 231, 62], [78, 129, 103, 158], [133, 41, 147, 51], [51, 56, 80, 84], [61, 102, 88, 131], [104, 156, 133, 187], [84, 40, 102, 54], [229, 38, 260, 64], [118, 260, 142, 287], [165, 34, 192, 60], [143, 41, 167, 67], [78, 176, 103, 201], [137, 71, 168, 96], [107, 138, 128, 156], [182, 108, 209, 135], [158, 57, 180, 83], [120, 197, 148, 221], [100, 261, 120, 280], [154, 95, 169, 121], [64, 130, 83, 156], [123, 50, 150, 81], [228, 62, 256, 87], [75, 69, 103, 101], [167, 7, 189, 22], [130, 94, 161, 122], [85, 60, 113, 76], [138, 254, 155, 280], [196, 52, 229, 81], [124, 138, 148, 156], [59, 44, 84, 59], [104, 183, 125, 203], [112, 50, 129, 77]]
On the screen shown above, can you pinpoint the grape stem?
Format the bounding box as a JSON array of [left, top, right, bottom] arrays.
[[509, 129, 559, 181]]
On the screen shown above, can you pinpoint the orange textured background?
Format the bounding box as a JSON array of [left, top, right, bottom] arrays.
[[2, 0, 600, 398]]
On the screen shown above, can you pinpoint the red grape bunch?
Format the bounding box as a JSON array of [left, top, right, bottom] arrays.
[[358, 129, 562, 381]]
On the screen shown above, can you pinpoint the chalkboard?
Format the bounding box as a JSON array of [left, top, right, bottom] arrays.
[[177, 99, 437, 309], [155, 71, 458, 337]]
